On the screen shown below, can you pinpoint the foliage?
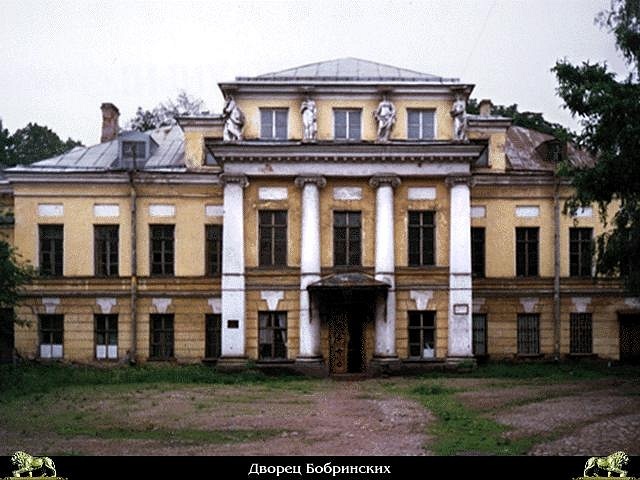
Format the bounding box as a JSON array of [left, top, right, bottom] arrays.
[[128, 90, 205, 132], [553, 0, 640, 293], [466, 98, 574, 141], [0, 122, 82, 167], [0, 239, 34, 325]]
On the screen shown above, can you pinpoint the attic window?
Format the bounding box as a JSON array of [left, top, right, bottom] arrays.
[[547, 141, 564, 163], [122, 141, 146, 159]]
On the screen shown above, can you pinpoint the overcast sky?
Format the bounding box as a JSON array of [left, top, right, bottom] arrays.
[[0, 0, 631, 146]]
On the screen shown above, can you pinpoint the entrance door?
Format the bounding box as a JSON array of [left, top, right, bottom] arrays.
[[0, 309, 14, 364], [329, 312, 348, 374], [619, 314, 640, 363], [328, 308, 365, 374]]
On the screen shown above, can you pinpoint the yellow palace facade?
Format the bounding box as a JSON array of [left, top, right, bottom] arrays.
[[2, 58, 639, 372]]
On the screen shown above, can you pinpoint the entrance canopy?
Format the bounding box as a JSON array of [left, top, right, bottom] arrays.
[[308, 272, 389, 291]]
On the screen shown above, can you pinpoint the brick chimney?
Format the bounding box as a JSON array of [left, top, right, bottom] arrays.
[[100, 103, 120, 143], [479, 99, 493, 117]]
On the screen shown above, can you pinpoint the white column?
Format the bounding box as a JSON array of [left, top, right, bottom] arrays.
[[370, 175, 400, 358], [446, 175, 473, 357], [295, 175, 326, 361], [221, 174, 248, 358]]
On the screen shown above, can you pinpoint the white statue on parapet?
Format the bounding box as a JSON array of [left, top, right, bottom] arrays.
[[374, 97, 396, 142], [300, 98, 317, 142], [450, 94, 467, 141], [223, 95, 245, 141]]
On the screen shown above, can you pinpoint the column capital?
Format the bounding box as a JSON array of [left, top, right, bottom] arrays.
[[369, 175, 401, 189], [294, 175, 326, 189], [220, 173, 249, 188], [445, 175, 475, 188]]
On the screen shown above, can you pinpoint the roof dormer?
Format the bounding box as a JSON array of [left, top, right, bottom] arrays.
[[118, 131, 158, 169]]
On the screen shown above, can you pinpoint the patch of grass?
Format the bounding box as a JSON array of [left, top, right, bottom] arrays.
[[0, 364, 309, 400], [56, 425, 284, 444], [408, 382, 534, 455]]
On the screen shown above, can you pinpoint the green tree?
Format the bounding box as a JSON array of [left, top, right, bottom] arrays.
[[129, 90, 205, 132], [0, 122, 83, 167], [553, 0, 640, 293], [0, 239, 34, 325]]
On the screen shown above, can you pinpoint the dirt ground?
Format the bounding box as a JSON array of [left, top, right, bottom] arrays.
[[1, 376, 639, 456]]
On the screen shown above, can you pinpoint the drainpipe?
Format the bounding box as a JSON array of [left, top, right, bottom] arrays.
[[129, 150, 138, 363], [553, 174, 561, 361]]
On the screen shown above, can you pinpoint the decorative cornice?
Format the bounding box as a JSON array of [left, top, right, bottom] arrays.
[[369, 175, 401, 189], [445, 175, 475, 188], [220, 173, 249, 188], [294, 175, 327, 189]]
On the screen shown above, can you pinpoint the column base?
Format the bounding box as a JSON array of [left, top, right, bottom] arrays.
[[294, 356, 327, 377], [445, 356, 477, 371], [216, 356, 249, 372], [370, 356, 402, 376]]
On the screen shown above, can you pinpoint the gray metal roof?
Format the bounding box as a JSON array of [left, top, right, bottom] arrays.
[[238, 57, 459, 83], [505, 126, 594, 171], [9, 125, 185, 172]]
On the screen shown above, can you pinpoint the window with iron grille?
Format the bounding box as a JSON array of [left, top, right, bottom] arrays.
[[570, 313, 592, 354], [95, 314, 118, 360], [517, 313, 540, 354], [150, 225, 174, 276], [408, 211, 435, 266], [472, 313, 487, 356], [258, 311, 287, 360], [570, 228, 593, 277], [205, 225, 223, 276], [94, 225, 119, 277], [471, 227, 485, 278], [259, 211, 287, 267], [39, 314, 63, 359], [149, 314, 174, 360], [260, 108, 288, 140], [334, 109, 361, 140], [39, 225, 63, 276], [516, 227, 539, 276], [333, 211, 362, 266], [407, 109, 435, 140], [205, 314, 221, 359], [408, 311, 436, 359]]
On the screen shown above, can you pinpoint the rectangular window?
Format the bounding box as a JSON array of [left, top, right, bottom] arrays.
[[472, 313, 487, 356], [122, 141, 146, 159], [258, 311, 287, 360], [260, 108, 288, 140], [408, 311, 436, 359], [95, 314, 118, 360], [517, 313, 540, 354], [258, 211, 287, 267], [149, 313, 174, 360], [205, 225, 223, 276], [150, 225, 174, 276], [570, 227, 593, 277], [516, 227, 539, 276], [471, 227, 485, 278], [333, 211, 362, 266], [408, 211, 435, 266], [334, 109, 361, 140], [39, 225, 63, 276], [570, 313, 592, 354], [407, 109, 435, 140], [39, 314, 63, 359], [205, 314, 221, 359], [94, 225, 119, 277]]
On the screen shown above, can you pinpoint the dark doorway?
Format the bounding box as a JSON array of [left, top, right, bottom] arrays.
[[0, 309, 15, 364], [328, 303, 367, 374], [619, 314, 640, 363]]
